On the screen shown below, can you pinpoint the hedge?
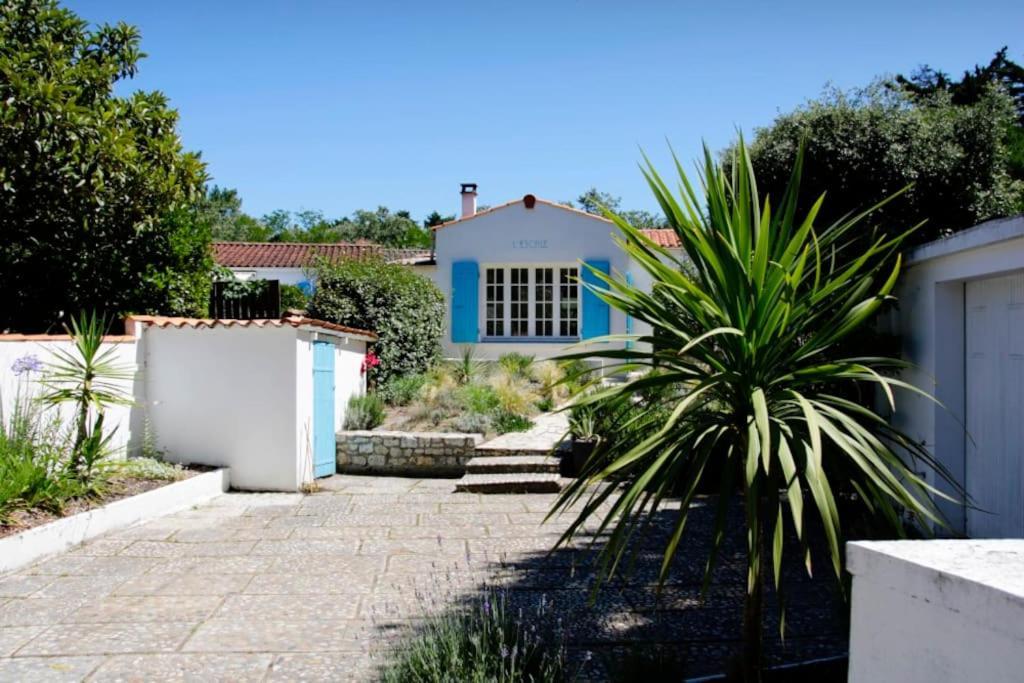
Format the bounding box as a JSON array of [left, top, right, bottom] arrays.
[[308, 258, 444, 386]]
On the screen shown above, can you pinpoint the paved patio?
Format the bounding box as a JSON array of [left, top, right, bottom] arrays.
[[0, 475, 846, 681]]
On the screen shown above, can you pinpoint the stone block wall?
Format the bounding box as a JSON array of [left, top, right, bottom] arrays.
[[336, 430, 483, 477]]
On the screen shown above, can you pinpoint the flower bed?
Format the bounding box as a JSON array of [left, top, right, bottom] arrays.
[[351, 351, 586, 439]]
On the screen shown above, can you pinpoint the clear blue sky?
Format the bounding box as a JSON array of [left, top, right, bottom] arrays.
[[67, 0, 1023, 222]]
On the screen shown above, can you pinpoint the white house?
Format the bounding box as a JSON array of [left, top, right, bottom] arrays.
[[428, 184, 682, 360], [892, 215, 1024, 538]]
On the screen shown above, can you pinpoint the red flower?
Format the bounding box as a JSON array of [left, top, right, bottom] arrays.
[[361, 350, 381, 375]]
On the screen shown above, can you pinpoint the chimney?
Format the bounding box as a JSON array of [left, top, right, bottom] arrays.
[[460, 183, 478, 218]]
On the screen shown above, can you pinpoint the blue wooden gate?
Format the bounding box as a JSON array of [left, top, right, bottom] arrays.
[[312, 341, 336, 478]]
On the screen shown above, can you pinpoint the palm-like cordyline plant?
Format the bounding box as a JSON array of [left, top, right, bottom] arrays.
[[550, 142, 962, 679]]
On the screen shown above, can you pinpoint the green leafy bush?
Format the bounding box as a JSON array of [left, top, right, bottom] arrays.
[[497, 352, 535, 379], [452, 412, 491, 434], [452, 345, 484, 385], [111, 457, 185, 482], [381, 587, 569, 683], [279, 283, 309, 312], [308, 258, 444, 386], [343, 394, 385, 430], [456, 383, 500, 415], [492, 411, 532, 435], [380, 374, 427, 407]]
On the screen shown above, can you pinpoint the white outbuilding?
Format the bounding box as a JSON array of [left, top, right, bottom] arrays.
[[128, 315, 375, 491], [892, 215, 1024, 537]]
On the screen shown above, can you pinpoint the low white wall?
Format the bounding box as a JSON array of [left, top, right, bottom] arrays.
[[848, 539, 1024, 683], [0, 468, 229, 574], [143, 325, 300, 491], [0, 336, 139, 458]]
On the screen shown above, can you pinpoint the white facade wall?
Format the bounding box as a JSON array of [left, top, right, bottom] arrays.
[[847, 539, 1024, 683], [431, 201, 675, 361], [142, 325, 301, 490], [231, 266, 310, 286], [892, 216, 1024, 533], [0, 337, 138, 457], [139, 324, 367, 491]]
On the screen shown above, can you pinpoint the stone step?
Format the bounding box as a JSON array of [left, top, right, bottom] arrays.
[[465, 455, 561, 474], [474, 442, 570, 459], [454, 473, 564, 494]]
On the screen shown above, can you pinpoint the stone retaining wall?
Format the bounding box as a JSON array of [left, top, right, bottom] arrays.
[[336, 430, 484, 477]]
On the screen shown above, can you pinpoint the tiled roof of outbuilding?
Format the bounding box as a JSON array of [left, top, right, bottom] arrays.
[[127, 314, 377, 341], [212, 242, 432, 268]]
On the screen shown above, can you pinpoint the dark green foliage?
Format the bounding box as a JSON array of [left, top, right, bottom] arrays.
[[279, 284, 309, 312], [742, 82, 1023, 248], [572, 188, 665, 228], [379, 373, 427, 407], [308, 258, 443, 386], [343, 394, 385, 430], [381, 587, 569, 683], [895, 47, 1024, 186], [457, 383, 500, 415], [0, 0, 210, 332], [492, 410, 532, 435], [497, 352, 535, 379]]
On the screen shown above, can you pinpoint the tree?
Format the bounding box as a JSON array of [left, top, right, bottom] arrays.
[[0, 0, 209, 332], [553, 144, 962, 680], [336, 206, 432, 248], [895, 47, 1024, 184], [741, 82, 1024, 247], [571, 187, 665, 228], [199, 186, 271, 242], [423, 211, 454, 229]]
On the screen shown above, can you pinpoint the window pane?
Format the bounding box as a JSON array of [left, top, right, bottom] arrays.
[[534, 268, 553, 337], [510, 268, 528, 336], [486, 267, 504, 337], [559, 267, 579, 337]]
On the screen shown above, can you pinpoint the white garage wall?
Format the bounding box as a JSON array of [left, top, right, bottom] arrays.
[[894, 216, 1024, 533], [0, 337, 139, 458], [142, 325, 301, 491]]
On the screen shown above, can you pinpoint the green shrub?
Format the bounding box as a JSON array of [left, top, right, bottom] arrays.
[[110, 457, 185, 482], [343, 394, 385, 430], [456, 383, 500, 415], [452, 345, 484, 385], [381, 587, 568, 683], [279, 283, 309, 312], [308, 258, 444, 386], [488, 369, 539, 415], [558, 358, 593, 394], [497, 352, 535, 379], [492, 411, 532, 434], [380, 373, 427, 407], [452, 412, 491, 434]]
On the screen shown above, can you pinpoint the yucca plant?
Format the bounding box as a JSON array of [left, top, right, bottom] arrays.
[[551, 141, 962, 680], [39, 312, 134, 482]]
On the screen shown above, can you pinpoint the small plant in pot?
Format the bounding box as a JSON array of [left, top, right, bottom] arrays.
[[565, 401, 599, 477]]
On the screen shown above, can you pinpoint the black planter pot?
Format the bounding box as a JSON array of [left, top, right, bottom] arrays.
[[564, 438, 596, 477]]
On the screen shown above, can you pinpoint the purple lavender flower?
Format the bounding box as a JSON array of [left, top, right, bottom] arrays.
[[11, 354, 42, 376], [483, 595, 491, 615], [500, 645, 509, 659]]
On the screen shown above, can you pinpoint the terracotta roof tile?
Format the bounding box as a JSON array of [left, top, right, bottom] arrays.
[[640, 229, 682, 248], [212, 242, 431, 269], [127, 315, 377, 341]]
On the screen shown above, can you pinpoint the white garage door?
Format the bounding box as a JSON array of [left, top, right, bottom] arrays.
[[965, 271, 1024, 537]]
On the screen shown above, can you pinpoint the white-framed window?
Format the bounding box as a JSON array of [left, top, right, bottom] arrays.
[[485, 268, 505, 337], [482, 265, 580, 340]]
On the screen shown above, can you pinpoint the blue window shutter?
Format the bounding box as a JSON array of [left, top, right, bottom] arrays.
[[451, 261, 479, 343], [581, 260, 610, 340]]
